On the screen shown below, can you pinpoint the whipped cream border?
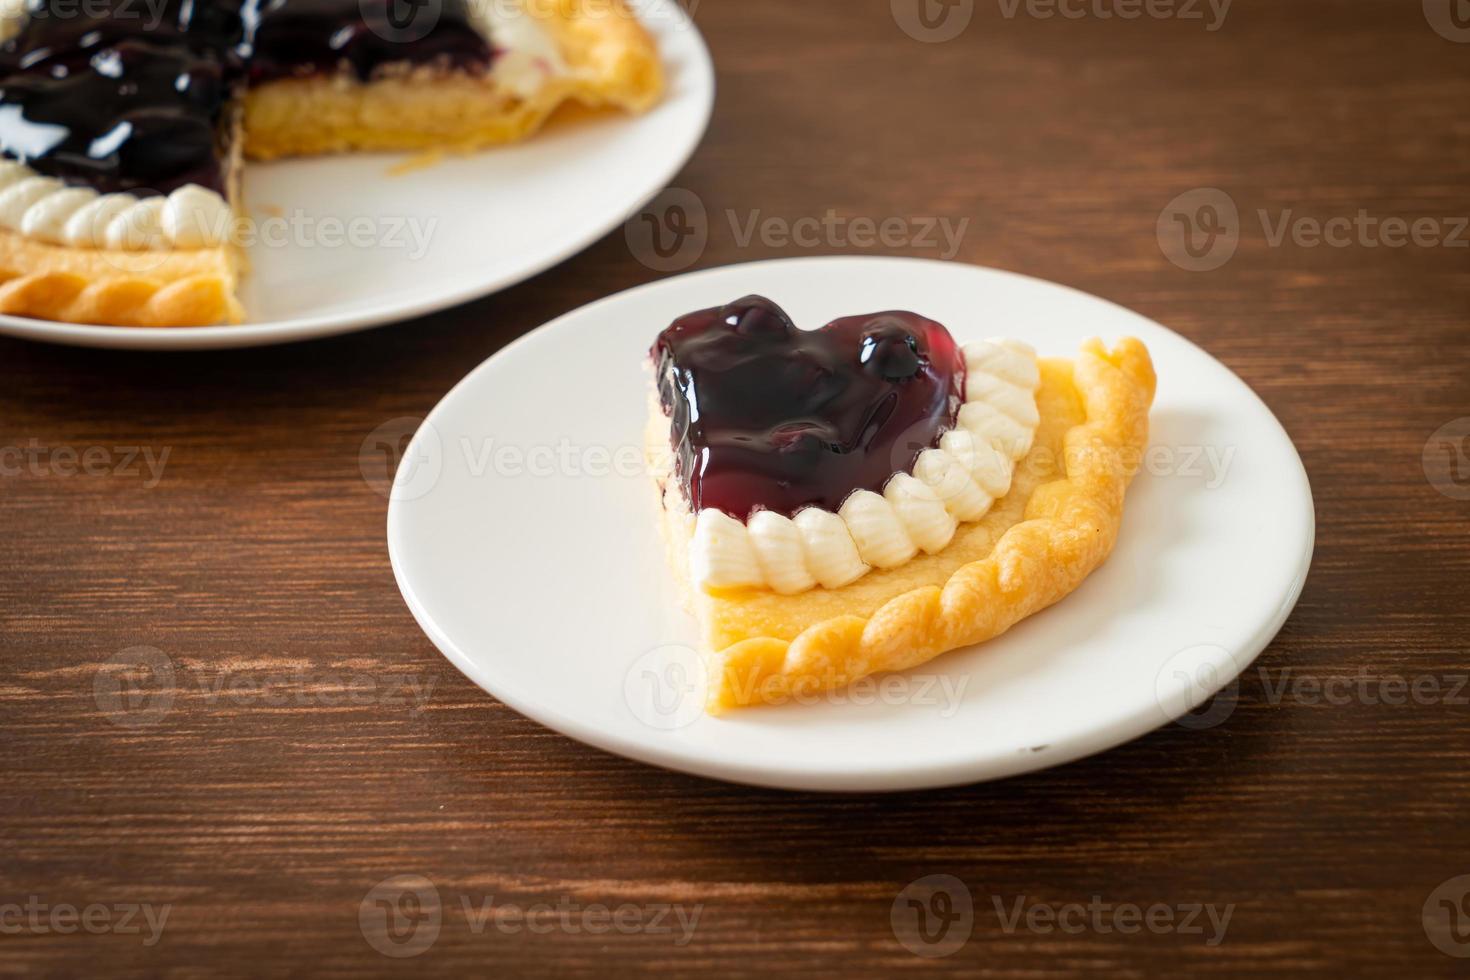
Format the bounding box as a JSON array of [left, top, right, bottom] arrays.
[[688, 338, 1043, 595], [0, 161, 232, 250]]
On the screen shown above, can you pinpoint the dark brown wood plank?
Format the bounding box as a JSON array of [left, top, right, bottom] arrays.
[[1, 0, 1467, 974]]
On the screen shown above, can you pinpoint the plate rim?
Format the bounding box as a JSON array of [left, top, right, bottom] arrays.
[[0, 0, 714, 351], [387, 254, 1316, 792]]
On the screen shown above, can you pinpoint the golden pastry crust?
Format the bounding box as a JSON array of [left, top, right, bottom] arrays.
[[528, 0, 665, 112], [0, 229, 242, 327], [243, 0, 663, 158], [651, 338, 1156, 712]]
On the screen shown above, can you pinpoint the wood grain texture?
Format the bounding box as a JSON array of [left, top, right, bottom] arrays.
[[2, 0, 1468, 975]]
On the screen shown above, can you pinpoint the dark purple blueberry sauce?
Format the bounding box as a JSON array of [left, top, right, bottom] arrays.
[[241, 0, 494, 85], [0, 0, 495, 195], [653, 295, 967, 520], [0, 0, 241, 194]]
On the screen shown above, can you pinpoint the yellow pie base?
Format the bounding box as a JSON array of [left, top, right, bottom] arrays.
[[0, 0, 661, 328], [0, 229, 242, 328], [650, 338, 1157, 712]]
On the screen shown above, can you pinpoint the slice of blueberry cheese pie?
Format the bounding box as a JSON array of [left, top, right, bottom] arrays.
[[647, 296, 1156, 712], [0, 0, 661, 326]]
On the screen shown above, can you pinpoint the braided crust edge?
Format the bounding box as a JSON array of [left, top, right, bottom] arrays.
[[0, 229, 241, 327], [706, 338, 1156, 712]]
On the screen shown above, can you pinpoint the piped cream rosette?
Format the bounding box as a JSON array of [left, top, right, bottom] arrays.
[[690, 338, 1042, 595]]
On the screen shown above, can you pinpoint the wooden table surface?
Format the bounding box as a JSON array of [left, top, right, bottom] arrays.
[[3, 0, 1468, 975]]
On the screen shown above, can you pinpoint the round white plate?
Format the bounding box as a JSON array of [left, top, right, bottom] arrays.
[[387, 256, 1315, 792], [0, 0, 712, 350]]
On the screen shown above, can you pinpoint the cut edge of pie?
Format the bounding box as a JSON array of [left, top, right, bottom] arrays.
[[0, 0, 662, 328], [648, 336, 1157, 713], [243, 0, 664, 159]]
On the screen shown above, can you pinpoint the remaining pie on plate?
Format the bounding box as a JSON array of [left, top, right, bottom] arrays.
[[647, 295, 1156, 712], [0, 0, 662, 326]]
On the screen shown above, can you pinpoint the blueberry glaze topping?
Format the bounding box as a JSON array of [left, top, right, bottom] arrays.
[[0, 0, 242, 194], [240, 0, 495, 84], [653, 295, 967, 520], [0, 0, 496, 196]]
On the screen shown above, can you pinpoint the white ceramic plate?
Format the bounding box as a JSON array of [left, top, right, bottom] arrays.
[[0, 0, 712, 350], [387, 256, 1315, 792]]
